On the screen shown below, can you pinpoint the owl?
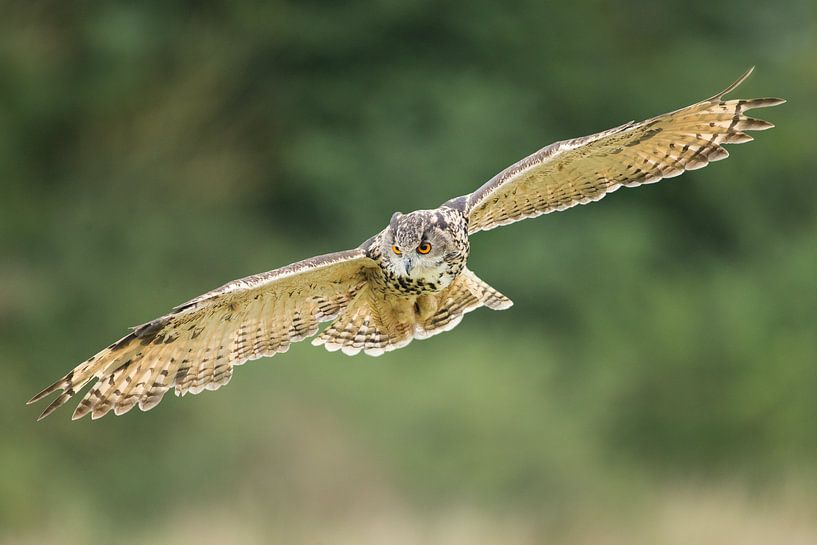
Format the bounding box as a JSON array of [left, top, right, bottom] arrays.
[[29, 68, 783, 420]]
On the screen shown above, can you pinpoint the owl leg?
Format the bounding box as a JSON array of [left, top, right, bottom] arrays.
[[414, 294, 439, 322], [415, 268, 513, 340]]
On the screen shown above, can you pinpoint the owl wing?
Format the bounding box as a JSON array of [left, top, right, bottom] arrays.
[[464, 68, 784, 234], [28, 249, 378, 420]]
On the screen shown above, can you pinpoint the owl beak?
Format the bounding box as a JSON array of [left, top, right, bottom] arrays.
[[404, 257, 415, 275]]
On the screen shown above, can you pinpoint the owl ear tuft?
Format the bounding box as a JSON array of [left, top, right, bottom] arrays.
[[389, 212, 403, 230]]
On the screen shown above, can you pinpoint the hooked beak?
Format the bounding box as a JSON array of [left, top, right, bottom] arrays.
[[404, 257, 415, 275]]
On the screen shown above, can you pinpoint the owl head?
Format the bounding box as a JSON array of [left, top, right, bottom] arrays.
[[381, 209, 469, 288]]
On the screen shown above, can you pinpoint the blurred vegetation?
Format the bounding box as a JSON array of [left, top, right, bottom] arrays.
[[2, 1, 816, 543]]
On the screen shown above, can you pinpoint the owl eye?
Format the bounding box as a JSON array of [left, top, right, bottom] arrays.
[[416, 242, 432, 254], [392, 245, 402, 255]]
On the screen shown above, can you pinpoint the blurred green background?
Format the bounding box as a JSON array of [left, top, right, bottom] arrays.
[[2, 1, 816, 543]]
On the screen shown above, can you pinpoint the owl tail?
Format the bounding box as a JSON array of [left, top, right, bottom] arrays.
[[311, 285, 415, 356], [312, 268, 512, 356]]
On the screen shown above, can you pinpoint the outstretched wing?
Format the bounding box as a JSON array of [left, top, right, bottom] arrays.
[[464, 67, 784, 234], [28, 249, 377, 420]]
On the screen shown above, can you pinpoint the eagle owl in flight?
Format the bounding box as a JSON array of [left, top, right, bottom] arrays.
[[29, 68, 783, 420]]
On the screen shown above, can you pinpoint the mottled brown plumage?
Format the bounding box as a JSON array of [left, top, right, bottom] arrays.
[[465, 68, 783, 233], [29, 68, 782, 420]]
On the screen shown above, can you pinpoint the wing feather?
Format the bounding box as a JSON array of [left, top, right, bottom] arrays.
[[29, 249, 377, 420], [465, 67, 784, 233]]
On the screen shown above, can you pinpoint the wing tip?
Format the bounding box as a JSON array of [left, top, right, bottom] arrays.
[[27, 391, 51, 406], [30, 381, 72, 420], [36, 395, 66, 421], [709, 67, 786, 108], [709, 66, 756, 101], [757, 98, 786, 110], [27, 379, 64, 405]]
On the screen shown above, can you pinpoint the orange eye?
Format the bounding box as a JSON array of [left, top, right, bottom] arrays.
[[392, 245, 402, 255], [416, 242, 432, 254]]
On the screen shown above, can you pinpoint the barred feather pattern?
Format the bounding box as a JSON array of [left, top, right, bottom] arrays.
[[311, 284, 416, 357], [28, 250, 376, 420], [28, 68, 782, 422], [313, 268, 513, 355], [416, 269, 512, 338], [465, 67, 785, 233]]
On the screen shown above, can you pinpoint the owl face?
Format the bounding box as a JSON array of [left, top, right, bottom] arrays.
[[381, 209, 469, 289]]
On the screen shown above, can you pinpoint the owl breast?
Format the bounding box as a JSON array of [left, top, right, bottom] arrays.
[[375, 255, 466, 296]]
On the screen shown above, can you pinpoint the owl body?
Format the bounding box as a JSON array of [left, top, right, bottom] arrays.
[[29, 68, 784, 420]]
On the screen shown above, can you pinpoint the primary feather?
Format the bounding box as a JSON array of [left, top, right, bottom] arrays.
[[28, 250, 375, 420], [465, 67, 784, 233]]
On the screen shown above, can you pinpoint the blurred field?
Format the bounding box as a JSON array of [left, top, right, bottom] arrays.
[[2, 1, 816, 543]]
